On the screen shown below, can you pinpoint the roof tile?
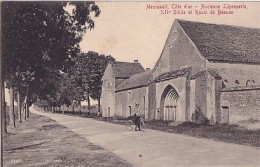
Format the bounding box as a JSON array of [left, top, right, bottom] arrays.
[[178, 20, 260, 64], [116, 70, 153, 92], [154, 67, 191, 82], [111, 61, 145, 78]]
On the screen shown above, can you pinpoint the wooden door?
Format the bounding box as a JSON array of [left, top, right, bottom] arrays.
[[221, 106, 229, 123]]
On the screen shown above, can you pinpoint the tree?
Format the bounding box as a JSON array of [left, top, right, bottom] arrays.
[[1, 82, 7, 133], [2, 1, 101, 124], [58, 73, 73, 113], [88, 53, 115, 112], [68, 51, 115, 113], [66, 53, 90, 112]]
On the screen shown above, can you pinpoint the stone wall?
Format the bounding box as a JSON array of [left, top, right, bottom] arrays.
[[115, 86, 148, 118], [194, 73, 207, 117], [208, 63, 260, 88], [115, 91, 128, 117], [220, 89, 260, 124], [189, 80, 196, 121], [148, 83, 156, 120], [208, 62, 260, 123], [153, 20, 206, 79], [155, 77, 187, 121], [101, 64, 116, 117], [189, 72, 222, 123]]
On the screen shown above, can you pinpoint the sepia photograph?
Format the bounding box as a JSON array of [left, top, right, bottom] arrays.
[[1, 1, 260, 166]]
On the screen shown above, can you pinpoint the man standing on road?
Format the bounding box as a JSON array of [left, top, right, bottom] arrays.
[[133, 112, 141, 131]]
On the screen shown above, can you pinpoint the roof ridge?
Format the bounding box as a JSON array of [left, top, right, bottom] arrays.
[[177, 19, 260, 30]]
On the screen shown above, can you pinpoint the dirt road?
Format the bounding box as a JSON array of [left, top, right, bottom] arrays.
[[32, 107, 260, 167]]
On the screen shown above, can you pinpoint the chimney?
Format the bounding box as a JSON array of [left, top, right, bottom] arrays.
[[146, 68, 150, 71], [134, 60, 138, 64]]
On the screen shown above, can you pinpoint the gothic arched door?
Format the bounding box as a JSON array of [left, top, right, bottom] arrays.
[[160, 85, 179, 121]]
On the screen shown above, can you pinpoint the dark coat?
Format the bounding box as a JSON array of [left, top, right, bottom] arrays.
[[132, 113, 141, 125]]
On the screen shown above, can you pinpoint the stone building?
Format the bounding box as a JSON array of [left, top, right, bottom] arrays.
[[101, 19, 260, 124], [101, 60, 145, 117]]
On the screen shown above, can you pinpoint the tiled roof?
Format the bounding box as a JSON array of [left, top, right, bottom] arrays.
[[221, 85, 260, 92], [191, 70, 222, 80], [116, 70, 153, 92], [154, 67, 191, 83], [178, 20, 260, 64], [111, 61, 145, 78]]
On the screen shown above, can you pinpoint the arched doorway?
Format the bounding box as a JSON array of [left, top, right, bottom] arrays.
[[160, 85, 179, 121]]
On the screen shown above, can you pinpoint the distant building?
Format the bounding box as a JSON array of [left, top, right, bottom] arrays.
[[101, 60, 145, 117], [101, 19, 260, 124]]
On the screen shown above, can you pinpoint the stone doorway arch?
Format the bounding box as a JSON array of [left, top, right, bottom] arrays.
[[160, 85, 179, 121]]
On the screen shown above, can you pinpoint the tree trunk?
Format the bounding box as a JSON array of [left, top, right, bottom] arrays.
[[0, 29, 3, 165], [51, 106, 54, 113], [9, 86, 15, 127], [87, 95, 91, 113], [26, 103, 29, 118], [62, 105, 64, 114], [78, 101, 81, 115], [23, 103, 26, 120], [98, 97, 101, 113], [23, 85, 29, 120], [72, 101, 74, 113], [1, 82, 7, 133], [78, 101, 81, 108], [17, 91, 21, 122]]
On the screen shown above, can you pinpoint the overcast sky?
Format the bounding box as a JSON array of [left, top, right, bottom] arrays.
[[80, 2, 260, 69]]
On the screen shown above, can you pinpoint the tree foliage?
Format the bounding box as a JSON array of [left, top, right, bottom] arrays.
[[66, 51, 115, 111], [2, 1, 101, 105]]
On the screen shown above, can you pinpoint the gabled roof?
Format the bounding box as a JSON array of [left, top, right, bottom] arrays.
[[191, 70, 222, 80], [111, 61, 145, 79], [154, 67, 191, 83], [178, 20, 260, 64], [116, 70, 153, 92]]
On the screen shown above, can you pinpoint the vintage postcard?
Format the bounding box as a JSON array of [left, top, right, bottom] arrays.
[[1, 1, 260, 167]]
